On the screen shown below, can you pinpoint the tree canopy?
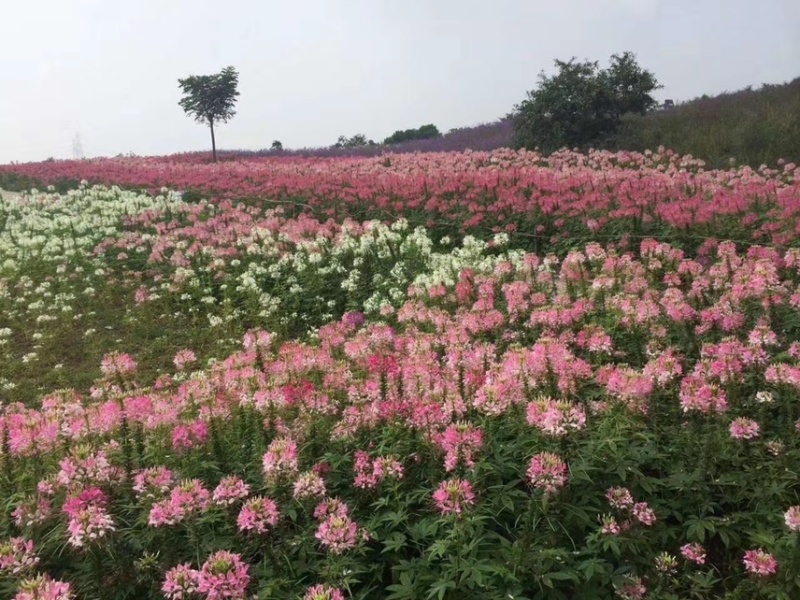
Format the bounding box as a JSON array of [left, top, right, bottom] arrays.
[[512, 52, 660, 153], [333, 134, 375, 149], [178, 66, 240, 162], [384, 124, 441, 145]]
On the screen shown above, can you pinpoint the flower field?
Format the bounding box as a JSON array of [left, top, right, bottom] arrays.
[[1, 149, 800, 599]]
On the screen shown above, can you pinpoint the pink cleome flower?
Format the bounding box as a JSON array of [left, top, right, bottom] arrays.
[[303, 584, 346, 600], [743, 548, 778, 576], [432, 478, 476, 515], [526, 452, 568, 494], [196, 551, 250, 600], [13, 574, 73, 600], [729, 417, 760, 440], [785, 506, 800, 532], [237, 496, 279, 534]]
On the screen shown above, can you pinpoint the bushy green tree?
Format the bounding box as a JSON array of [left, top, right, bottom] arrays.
[[384, 123, 442, 145], [333, 134, 374, 149], [271, 140, 283, 151], [512, 52, 660, 152], [178, 66, 240, 162]]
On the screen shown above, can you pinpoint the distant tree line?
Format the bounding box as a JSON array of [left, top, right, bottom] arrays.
[[175, 52, 666, 159]]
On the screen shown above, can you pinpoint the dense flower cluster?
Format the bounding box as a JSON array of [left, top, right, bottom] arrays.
[[2, 154, 800, 598]]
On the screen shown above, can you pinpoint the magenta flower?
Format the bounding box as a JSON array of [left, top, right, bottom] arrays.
[[66, 504, 115, 548], [171, 420, 209, 451], [148, 479, 210, 527], [353, 451, 404, 488], [600, 515, 621, 535], [526, 397, 586, 437], [436, 422, 484, 471], [12, 496, 52, 528]]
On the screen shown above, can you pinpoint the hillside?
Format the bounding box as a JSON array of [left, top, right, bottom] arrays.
[[610, 78, 800, 168]]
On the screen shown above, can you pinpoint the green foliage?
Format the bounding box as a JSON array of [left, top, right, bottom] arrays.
[[177, 66, 240, 162], [512, 51, 660, 152], [333, 134, 375, 149], [270, 140, 283, 151], [610, 78, 800, 168], [384, 124, 442, 145]]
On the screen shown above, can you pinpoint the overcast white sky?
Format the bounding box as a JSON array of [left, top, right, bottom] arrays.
[[1, 0, 798, 163]]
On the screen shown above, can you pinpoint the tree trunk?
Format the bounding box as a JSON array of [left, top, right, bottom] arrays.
[[209, 118, 216, 162]]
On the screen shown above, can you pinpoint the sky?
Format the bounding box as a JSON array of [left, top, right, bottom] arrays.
[[0, 0, 798, 163]]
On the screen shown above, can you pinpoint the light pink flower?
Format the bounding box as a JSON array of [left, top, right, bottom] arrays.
[[212, 476, 251, 506], [681, 542, 706, 565], [0, 537, 39, 576], [315, 514, 362, 554], [133, 466, 174, 501], [743, 548, 778, 576], [236, 497, 279, 534], [606, 487, 634, 510], [196, 551, 250, 600], [162, 563, 200, 600], [633, 502, 656, 526], [785, 506, 800, 532], [13, 574, 73, 600], [432, 479, 476, 515], [262, 437, 298, 482], [173, 349, 197, 371], [303, 584, 345, 600], [293, 471, 327, 500], [729, 417, 759, 440], [526, 452, 568, 494]]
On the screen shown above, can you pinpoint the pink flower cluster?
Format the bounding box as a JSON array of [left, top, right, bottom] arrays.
[[526, 452, 568, 494], [163, 551, 250, 600], [62, 488, 115, 548], [148, 479, 211, 526], [236, 496, 280, 534], [353, 451, 404, 488], [262, 437, 299, 482], [742, 548, 778, 576], [526, 397, 586, 437], [13, 574, 73, 600], [0, 537, 39, 576], [600, 487, 656, 534], [432, 478, 476, 515], [303, 584, 345, 600], [680, 542, 706, 565]]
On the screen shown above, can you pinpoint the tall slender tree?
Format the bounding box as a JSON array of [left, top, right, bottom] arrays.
[[178, 66, 240, 162]]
